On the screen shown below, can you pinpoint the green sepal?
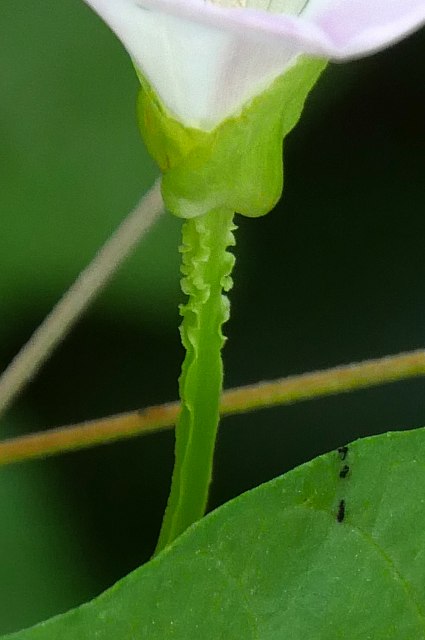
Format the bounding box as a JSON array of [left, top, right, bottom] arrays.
[[137, 57, 326, 219]]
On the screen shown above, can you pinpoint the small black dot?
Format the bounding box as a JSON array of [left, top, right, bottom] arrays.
[[337, 499, 346, 523], [339, 465, 350, 479], [337, 446, 348, 461]]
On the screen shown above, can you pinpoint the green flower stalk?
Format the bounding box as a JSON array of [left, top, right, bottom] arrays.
[[155, 210, 236, 552], [138, 60, 324, 552], [81, 0, 425, 551]]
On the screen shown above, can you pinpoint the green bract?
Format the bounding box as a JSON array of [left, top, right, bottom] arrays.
[[6, 427, 425, 639], [138, 56, 326, 219]]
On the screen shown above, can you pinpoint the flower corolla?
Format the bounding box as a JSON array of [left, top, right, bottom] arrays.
[[84, 0, 424, 130]]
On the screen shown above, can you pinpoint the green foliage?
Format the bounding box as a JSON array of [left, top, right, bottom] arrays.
[[0, 0, 180, 332], [156, 210, 236, 552], [138, 57, 326, 219], [0, 415, 97, 636], [5, 427, 425, 639]]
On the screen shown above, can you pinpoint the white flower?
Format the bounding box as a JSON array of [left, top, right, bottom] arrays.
[[83, 0, 424, 130]]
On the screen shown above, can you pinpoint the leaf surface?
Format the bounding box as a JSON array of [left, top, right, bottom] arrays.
[[5, 428, 425, 639]]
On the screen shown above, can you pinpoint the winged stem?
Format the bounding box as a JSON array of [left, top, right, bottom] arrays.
[[155, 209, 236, 553]]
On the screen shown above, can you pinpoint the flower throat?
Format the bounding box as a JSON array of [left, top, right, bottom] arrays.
[[208, 0, 309, 14]]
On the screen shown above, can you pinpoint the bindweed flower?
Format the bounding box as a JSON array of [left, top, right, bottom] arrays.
[[84, 0, 424, 128], [83, 0, 425, 217]]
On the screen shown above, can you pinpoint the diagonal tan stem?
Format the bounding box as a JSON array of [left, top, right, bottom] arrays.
[[0, 180, 163, 418], [1, 348, 425, 466]]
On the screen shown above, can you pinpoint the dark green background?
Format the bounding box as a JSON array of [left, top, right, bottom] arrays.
[[0, 0, 424, 634]]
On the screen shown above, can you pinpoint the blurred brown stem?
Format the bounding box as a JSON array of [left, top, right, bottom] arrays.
[[1, 348, 425, 466], [0, 180, 164, 419]]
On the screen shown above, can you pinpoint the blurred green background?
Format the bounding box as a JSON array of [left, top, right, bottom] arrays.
[[0, 0, 424, 634]]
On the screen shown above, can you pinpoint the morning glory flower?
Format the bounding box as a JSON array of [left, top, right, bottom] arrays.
[[84, 0, 425, 130], [82, 0, 424, 220]]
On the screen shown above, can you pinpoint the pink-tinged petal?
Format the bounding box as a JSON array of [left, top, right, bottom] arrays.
[[85, 0, 304, 127], [310, 0, 425, 57], [134, 0, 425, 59], [84, 0, 424, 127]]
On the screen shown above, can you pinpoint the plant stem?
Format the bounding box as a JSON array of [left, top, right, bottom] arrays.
[[0, 180, 163, 419], [2, 348, 425, 467], [155, 209, 236, 554]]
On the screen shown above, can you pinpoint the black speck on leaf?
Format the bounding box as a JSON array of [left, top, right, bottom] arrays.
[[337, 446, 348, 461], [339, 465, 350, 479], [337, 499, 346, 523]]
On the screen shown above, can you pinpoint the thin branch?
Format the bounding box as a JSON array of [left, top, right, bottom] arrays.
[[1, 347, 425, 466], [0, 180, 164, 418]]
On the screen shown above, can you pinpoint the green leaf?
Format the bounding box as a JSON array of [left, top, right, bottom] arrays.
[[138, 57, 326, 219], [5, 427, 425, 639]]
